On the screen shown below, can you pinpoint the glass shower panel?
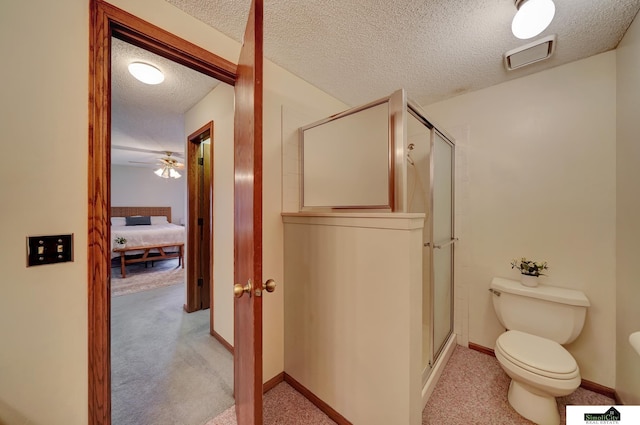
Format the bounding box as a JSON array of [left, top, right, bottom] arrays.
[[432, 131, 454, 359]]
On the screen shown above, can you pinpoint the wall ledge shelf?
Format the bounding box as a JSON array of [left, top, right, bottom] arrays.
[[282, 212, 425, 230]]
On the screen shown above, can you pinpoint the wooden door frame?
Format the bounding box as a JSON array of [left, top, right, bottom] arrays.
[[88, 2, 236, 423], [185, 122, 214, 313]]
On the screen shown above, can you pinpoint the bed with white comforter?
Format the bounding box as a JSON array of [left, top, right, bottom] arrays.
[[110, 216, 185, 258]]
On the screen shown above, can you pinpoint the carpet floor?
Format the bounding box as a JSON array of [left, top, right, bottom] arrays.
[[206, 345, 615, 425], [111, 258, 185, 297], [111, 283, 234, 425]]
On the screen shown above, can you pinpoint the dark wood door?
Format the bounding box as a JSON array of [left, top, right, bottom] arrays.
[[233, 0, 264, 423], [186, 123, 213, 312]]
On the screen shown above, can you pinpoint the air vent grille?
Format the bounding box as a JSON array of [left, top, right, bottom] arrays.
[[505, 35, 556, 71]]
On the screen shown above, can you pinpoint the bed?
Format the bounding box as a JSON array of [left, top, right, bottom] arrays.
[[110, 206, 185, 277]]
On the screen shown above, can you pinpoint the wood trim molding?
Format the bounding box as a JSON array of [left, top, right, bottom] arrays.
[[467, 342, 618, 400], [97, 1, 236, 85], [468, 342, 495, 357], [88, 2, 237, 424], [283, 373, 353, 425], [580, 379, 617, 401], [185, 122, 214, 313], [263, 372, 284, 394], [211, 328, 234, 355]]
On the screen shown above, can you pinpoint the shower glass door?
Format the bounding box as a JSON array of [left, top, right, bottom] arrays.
[[431, 130, 454, 360]]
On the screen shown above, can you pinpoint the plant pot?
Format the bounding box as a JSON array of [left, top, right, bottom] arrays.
[[520, 274, 539, 287], [115, 243, 125, 250]]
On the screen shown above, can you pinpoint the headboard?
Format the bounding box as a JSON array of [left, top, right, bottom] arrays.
[[111, 206, 172, 223]]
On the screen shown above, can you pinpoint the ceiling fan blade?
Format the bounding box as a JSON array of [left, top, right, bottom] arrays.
[[113, 145, 184, 158], [128, 160, 157, 165]]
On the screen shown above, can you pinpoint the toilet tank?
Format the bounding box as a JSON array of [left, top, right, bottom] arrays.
[[490, 277, 590, 344]]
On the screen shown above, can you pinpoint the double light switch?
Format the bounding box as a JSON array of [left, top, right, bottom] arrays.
[[26, 234, 74, 267]]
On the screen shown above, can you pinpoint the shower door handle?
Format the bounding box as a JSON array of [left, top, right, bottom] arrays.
[[433, 238, 458, 249]]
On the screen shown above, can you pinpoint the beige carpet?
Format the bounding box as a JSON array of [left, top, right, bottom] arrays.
[[111, 258, 185, 297]]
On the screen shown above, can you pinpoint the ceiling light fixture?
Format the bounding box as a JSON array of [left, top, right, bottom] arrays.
[[128, 62, 165, 85], [154, 165, 181, 179], [511, 0, 556, 40]]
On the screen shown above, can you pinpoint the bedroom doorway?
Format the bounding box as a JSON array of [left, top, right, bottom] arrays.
[[186, 122, 214, 314], [88, 1, 257, 424]]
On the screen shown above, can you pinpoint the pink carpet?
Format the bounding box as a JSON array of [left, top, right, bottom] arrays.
[[423, 345, 614, 425], [205, 345, 615, 424]]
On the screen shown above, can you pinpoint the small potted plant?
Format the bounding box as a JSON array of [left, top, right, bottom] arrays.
[[114, 236, 127, 250], [510, 257, 548, 287]]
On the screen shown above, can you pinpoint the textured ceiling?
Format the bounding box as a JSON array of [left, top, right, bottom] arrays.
[[111, 38, 220, 166], [165, 0, 640, 106], [113, 0, 640, 166]]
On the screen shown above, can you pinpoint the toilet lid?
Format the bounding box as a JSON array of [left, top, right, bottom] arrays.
[[496, 330, 578, 378]]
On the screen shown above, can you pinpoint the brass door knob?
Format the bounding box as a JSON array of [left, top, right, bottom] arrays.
[[263, 279, 276, 293], [234, 280, 252, 298]]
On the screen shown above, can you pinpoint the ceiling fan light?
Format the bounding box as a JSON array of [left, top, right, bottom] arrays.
[[128, 62, 165, 85], [512, 0, 555, 40], [154, 167, 165, 177], [169, 169, 181, 179]]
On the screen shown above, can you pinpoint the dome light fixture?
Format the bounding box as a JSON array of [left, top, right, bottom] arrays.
[[128, 62, 165, 85], [511, 0, 556, 40]]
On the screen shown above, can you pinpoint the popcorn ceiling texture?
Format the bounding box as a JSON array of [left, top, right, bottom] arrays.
[[111, 38, 220, 163], [165, 0, 640, 106], [112, 38, 219, 115]]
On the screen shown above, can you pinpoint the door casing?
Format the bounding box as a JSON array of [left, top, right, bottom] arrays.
[[185, 122, 214, 313], [88, 2, 237, 423]]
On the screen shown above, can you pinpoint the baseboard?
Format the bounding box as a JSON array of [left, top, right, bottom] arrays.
[[468, 342, 494, 357], [467, 342, 618, 400], [210, 329, 234, 354], [263, 372, 284, 393], [580, 379, 616, 401], [283, 373, 353, 425]]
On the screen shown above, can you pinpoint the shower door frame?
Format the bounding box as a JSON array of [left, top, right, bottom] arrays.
[[405, 101, 456, 381]]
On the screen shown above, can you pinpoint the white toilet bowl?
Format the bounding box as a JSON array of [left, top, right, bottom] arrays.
[[495, 330, 581, 425]]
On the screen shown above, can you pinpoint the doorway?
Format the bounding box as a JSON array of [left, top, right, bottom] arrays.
[[109, 36, 233, 425], [88, 2, 238, 423], [186, 122, 214, 314]]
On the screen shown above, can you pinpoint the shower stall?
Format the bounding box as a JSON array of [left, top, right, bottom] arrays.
[[298, 89, 456, 385], [405, 107, 456, 383]]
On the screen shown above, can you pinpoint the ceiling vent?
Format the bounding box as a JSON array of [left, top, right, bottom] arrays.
[[504, 35, 556, 71]]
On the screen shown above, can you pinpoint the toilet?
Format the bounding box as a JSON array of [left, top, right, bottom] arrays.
[[489, 277, 590, 425]]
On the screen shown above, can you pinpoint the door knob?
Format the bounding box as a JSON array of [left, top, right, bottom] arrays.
[[263, 279, 276, 293], [234, 279, 252, 298]]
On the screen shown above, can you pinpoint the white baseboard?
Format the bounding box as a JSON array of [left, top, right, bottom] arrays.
[[422, 333, 458, 408]]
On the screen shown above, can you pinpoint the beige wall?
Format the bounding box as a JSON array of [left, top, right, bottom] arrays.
[[425, 52, 617, 387], [111, 165, 186, 224], [283, 213, 424, 425], [0, 1, 89, 424], [0, 0, 345, 423], [616, 11, 640, 405]]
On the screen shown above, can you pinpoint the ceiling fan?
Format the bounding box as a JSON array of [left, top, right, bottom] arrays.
[[153, 153, 184, 179], [127, 151, 185, 179]]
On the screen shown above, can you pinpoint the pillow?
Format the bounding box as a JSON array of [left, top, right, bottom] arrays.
[[125, 215, 151, 226], [111, 217, 126, 226], [150, 216, 169, 225]]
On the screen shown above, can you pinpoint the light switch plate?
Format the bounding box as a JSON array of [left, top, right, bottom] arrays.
[[26, 234, 74, 267]]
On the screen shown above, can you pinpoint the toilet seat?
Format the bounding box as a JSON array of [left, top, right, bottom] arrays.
[[496, 330, 579, 380]]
